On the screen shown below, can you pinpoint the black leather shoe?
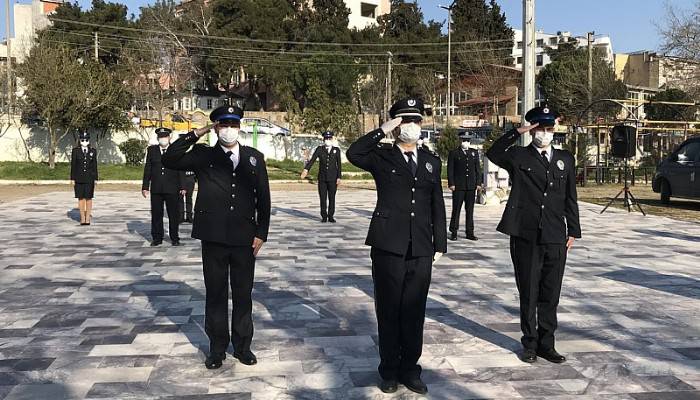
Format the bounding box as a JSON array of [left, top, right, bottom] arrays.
[[321, 218, 327, 223], [328, 217, 336, 223], [465, 234, 479, 241], [521, 349, 537, 363], [537, 348, 566, 363], [172, 240, 181, 246], [449, 232, 458, 241], [204, 352, 225, 369], [400, 376, 428, 395], [379, 379, 398, 393], [233, 350, 257, 365], [150, 241, 162, 247]]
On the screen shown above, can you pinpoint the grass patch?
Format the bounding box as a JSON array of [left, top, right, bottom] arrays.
[[0, 162, 144, 180]]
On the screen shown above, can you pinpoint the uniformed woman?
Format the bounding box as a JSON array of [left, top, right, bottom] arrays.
[[70, 132, 98, 225]]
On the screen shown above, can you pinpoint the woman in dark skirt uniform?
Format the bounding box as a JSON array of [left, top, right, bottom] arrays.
[[70, 132, 98, 225]]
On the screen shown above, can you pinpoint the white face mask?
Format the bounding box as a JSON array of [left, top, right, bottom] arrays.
[[398, 123, 421, 144], [532, 130, 554, 148], [417, 139, 424, 146], [219, 127, 240, 145], [158, 138, 170, 147], [324, 140, 333, 147], [80, 140, 89, 148], [461, 141, 470, 149]]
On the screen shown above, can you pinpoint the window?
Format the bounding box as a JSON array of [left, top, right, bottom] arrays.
[[536, 39, 544, 47], [360, 3, 376, 18], [517, 56, 523, 64], [206, 99, 213, 109], [517, 41, 523, 49], [675, 142, 700, 163], [549, 37, 557, 45], [536, 54, 543, 66]]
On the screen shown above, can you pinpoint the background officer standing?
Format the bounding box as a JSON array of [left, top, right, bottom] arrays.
[[486, 106, 581, 365], [347, 98, 447, 395], [447, 132, 482, 241], [70, 132, 98, 225], [162, 105, 271, 370], [178, 133, 197, 223], [300, 130, 342, 223], [142, 127, 182, 246]]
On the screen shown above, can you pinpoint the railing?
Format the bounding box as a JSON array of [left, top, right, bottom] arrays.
[[575, 166, 656, 186]]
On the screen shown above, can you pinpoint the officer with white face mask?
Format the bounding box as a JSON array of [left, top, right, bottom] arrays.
[[70, 132, 98, 225], [347, 98, 446, 395], [486, 106, 581, 365], [447, 132, 483, 241], [301, 131, 342, 222], [162, 105, 271, 370]]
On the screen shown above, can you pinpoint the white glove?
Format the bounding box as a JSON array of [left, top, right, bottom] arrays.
[[433, 252, 443, 264], [380, 117, 403, 135]]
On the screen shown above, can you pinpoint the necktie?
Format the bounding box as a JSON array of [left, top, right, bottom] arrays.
[[227, 151, 238, 169], [405, 151, 417, 176], [83, 148, 87, 155], [541, 150, 549, 167]]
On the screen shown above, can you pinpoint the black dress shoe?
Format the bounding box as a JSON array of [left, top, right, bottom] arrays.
[[321, 218, 327, 223], [521, 349, 537, 363], [400, 376, 428, 395], [379, 379, 398, 393], [449, 232, 458, 241], [233, 350, 257, 365], [204, 352, 225, 369], [172, 240, 181, 246], [328, 217, 336, 223], [465, 234, 479, 241], [150, 241, 162, 247], [537, 348, 566, 363]]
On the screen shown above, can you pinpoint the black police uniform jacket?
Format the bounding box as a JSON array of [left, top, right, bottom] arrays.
[[179, 170, 196, 188], [485, 129, 581, 244], [305, 145, 342, 182], [161, 132, 271, 246], [70, 147, 98, 183], [347, 129, 447, 257], [142, 145, 182, 194], [447, 147, 482, 190]]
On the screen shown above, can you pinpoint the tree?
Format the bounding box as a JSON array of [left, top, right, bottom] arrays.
[[451, 0, 513, 63], [646, 88, 698, 121], [301, 78, 360, 140], [436, 126, 459, 160]]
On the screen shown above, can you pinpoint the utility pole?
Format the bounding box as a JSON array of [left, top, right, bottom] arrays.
[[5, 0, 12, 117], [94, 31, 99, 61], [386, 51, 392, 117], [584, 31, 594, 187], [520, 0, 536, 146], [439, 2, 454, 125]]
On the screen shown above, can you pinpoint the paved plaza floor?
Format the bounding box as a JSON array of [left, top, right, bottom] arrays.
[[0, 189, 699, 399]]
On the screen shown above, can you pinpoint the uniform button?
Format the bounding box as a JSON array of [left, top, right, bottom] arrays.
[[541, 205, 545, 209], [412, 188, 415, 192], [546, 171, 549, 174], [230, 206, 234, 211], [544, 193, 548, 197], [412, 199, 415, 204], [550, 182, 554, 186], [232, 184, 236, 188], [231, 194, 235, 198], [414, 177, 417, 181], [232, 173, 236, 177], [410, 212, 415, 217]]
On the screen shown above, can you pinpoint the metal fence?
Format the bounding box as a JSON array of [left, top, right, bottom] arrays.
[[575, 166, 656, 186]]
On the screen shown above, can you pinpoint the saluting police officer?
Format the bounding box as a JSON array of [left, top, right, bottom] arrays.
[[178, 133, 197, 223], [70, 132, 98, 225], [162, 105, 271, 370], [300, 131, 342, 223], [142, 127, 183, 246], [347, 98, 447, 395], [447, 132, 482, 241], [485, 106, 581, 364]]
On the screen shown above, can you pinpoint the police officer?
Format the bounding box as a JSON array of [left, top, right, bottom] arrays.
[[70, 132, 98, 225], [178, 133, 197, 223], [300, 131, 342, 223], [447, 132, 482, 241], [162, 105, 271, 370], [347, 98, 447, 395], [485, 106, 581, 364], [142, 127, 182, 246]]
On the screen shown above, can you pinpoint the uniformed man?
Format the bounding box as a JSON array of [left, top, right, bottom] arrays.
[[70, 132, 98, 225], [178, 133, 197, 223], [142, 127, 183, 246], [300, 131, 342, 223], [162, 105, 271, 370], [347, 98, 447, 395], [485, 106, 581, 364], [447, 132, 482, 241]]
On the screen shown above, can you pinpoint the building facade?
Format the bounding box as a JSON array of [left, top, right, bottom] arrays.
[[345, 0, 391, 29], [511, 29, 613, 72]]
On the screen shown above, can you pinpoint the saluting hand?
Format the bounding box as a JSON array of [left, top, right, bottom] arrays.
[[194, 123, 217, 137], [516, 122, 540, 135], [380, 117, 403, 135], [252, 237, 264, 256]]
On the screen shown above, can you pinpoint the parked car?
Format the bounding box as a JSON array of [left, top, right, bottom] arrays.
[[240, 118, 290, 136], [652, 136, 700, 204]]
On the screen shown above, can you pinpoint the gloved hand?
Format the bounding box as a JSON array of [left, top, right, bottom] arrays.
[[433, 252, 443, 264], [380, 117, 403, 135]]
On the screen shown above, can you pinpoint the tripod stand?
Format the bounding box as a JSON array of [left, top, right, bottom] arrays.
[[600, 157, 646, 215]]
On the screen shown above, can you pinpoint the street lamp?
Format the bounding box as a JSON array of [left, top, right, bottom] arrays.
[[439, 2, 455, 125]]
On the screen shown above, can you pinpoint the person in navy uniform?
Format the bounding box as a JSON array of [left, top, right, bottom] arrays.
[[162, 105, 271, 370], [142, 127, 183, 246], [300, 130, 342, 223], [177, 133, 197, 223], [486, 106, 581, 364], [70, 132, 98, 225], [447, 132, 482, 241], [347, 98, 447, 395]]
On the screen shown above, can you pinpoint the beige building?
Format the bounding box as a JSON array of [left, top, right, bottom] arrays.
[[0, 0, 62, 63], [345, 0, 391, 29]]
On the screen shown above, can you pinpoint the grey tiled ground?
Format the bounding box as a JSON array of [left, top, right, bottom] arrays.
[[0, 189, 699, 400]]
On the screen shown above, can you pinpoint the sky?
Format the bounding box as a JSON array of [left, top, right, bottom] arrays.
[[1, 0, 697, 54]]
